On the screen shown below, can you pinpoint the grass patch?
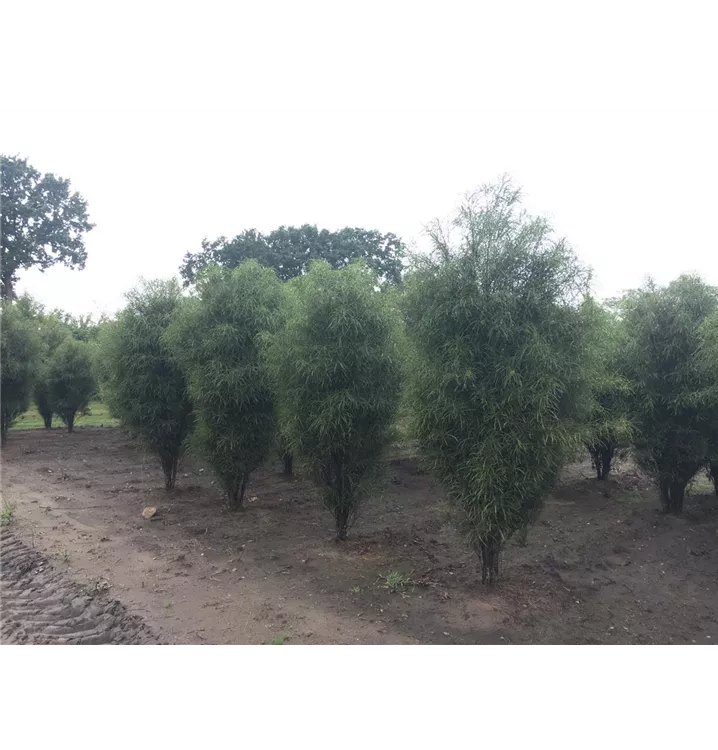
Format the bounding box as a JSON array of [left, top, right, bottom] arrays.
[[0, 500, 16, 527], [10, 400, 119, 430], [378, 570, 413, 592], [689, 478, 715, 496]]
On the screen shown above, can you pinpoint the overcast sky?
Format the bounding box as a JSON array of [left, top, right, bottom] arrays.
[[3, 1, 716, 316]]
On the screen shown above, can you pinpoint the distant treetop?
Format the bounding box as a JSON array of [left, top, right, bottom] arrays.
[[179, 224, 406, 286]]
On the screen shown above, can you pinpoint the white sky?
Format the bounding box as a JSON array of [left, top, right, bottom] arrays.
[[2, 0, 716, 316]]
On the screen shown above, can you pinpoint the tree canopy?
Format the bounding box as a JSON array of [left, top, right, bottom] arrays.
[[165, 261, 284, 510], [97, 279, 193, 489], [47, 338, 96, 433], [179, 225, 406, 287], [404, 177, 592, 583], [619, 275, 718, 513], [0, 300, 41, 441], [1, 155, 94, 300], [264, 260, 404, 540], [582, 298, 634, 479]]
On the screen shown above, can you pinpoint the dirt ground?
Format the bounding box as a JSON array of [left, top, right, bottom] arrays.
[[2, 428, 717, 644]]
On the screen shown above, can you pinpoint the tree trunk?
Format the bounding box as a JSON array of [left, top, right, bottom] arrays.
[[283, 453, 293, 476], [162, 455, 178, 490], [66, 413, 75, 433], [659, 479, 670, 513], [0, 409, 8, 445], [1, 274, 15, 301], [228, 475, 249, 512], [710, 463, 718, 496], [479, 537, 501, 585], [669, 482, 685, 514], [335, 506, 350, 541], [43, 413, 53, 429], [600, 444, 614, 480]]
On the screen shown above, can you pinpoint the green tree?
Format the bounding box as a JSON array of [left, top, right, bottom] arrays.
[[583, 300, 633, 479], [695, 309, 718, 495], [403, 178, 591, 584], [47, 338, 96, 432], [0, 300, 41, 441], [97, 280, 193, 490], [620, 276, 718, 513], [34, 312, 72, 428], [180, 225, 406, 287], [165, 261, 284, 510], [51, 310, 110, 343], [1, 155, 94, 300], [264, 261, 403, 540]]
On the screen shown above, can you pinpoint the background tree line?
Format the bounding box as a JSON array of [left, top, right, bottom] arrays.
[[3, 153, 718, 584]]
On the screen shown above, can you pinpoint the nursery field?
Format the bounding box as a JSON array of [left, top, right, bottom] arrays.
[[2, 427, 717, 645]]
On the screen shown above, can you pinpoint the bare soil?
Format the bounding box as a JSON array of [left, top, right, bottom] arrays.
[[2, 428, 717, 644], [2, 532, 157, 644]]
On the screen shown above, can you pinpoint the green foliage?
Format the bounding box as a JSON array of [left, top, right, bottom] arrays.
[[0, 300, 41, 442], [97, 279, 193, 489], [264, 261, 403, 540], [582, 298, 634, 479], [180, 225, 406, 287], [0, 499, 17, 527], [165, 261, 284, 509], [619, 276, 718, 513], [34, 310, 72, 428], [695, 309, 718, 495], [51, 310, 111, 343], [403, 177, 591, 583], [47, 337, 96, 432], [0, 155, 94, 299]]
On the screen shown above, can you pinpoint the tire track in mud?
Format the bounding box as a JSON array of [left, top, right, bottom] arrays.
[[1, 533, 158, 645]]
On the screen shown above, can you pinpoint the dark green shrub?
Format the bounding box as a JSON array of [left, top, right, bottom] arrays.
[[0, 300, 41, 441], [264, 261, 403, 540], [404, 178, 591, 583], [165, 261, 283, 510], [47, 338, 95, 432], [97, 279, 193, 489], [620, 276, 718, 513]]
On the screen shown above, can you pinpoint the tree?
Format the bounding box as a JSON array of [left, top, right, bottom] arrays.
[[264, 261, 403, 540], [583, 300, 633, 480], [47, 338, 96, 432], [403, 178, 591, 584], [180, 225, 406, 287], [696, 309, 718, 496], [165, 261, 284, 510], [34, 312, 72, 428], [620, 276, 718, 513], [1, 155, 94, 300], [97, 280, 193, 490], [0, 300, 41, 442], [51, 310, 111, 343]]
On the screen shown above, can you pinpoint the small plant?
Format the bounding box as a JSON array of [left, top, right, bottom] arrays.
[[57, 548, 71, 563], [263, 634, 288, 645], [379, 570, 413, 592], [164, 599, 173, 609], [0, 500, 16, 526], [350, 585, 362, 594]]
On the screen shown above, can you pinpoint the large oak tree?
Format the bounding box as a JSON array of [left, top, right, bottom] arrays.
[[1, 155, 94, 299]]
